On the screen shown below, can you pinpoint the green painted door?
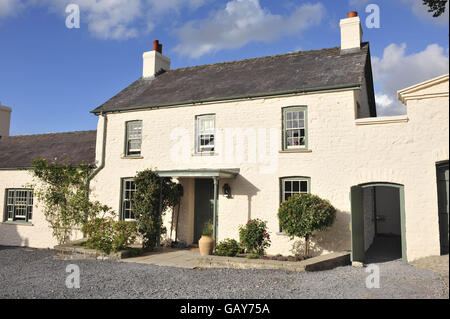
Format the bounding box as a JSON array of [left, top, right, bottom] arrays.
[[350, 186, 365, 263], [437, 162, 449, 254], [194, 179, 214, 244]]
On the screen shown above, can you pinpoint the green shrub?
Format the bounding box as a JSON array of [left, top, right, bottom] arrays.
[[82, 218, 137, 254], [246, 253, 261, 259], [215, 238, 240, 257], [112, 220, 138, 251], [30, 158, 112, 245], [132, 169, 182, 251], [239, 218, 271, 256], [278, 193, 336, 256], [202, 220, 213, 237]]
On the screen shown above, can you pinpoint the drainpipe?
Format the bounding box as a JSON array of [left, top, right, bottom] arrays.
[[86, 112, 108, 200], [213, 177, 219, 248]]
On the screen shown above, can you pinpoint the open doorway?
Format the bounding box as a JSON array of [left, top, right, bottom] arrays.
[[436, 161, 449, 255], [351, 183, 407, 264]]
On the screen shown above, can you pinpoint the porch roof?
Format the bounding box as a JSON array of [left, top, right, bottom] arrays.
[[156, 168, 240, 179]]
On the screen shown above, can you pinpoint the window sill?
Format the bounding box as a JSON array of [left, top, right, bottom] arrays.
[[192, 152, 218, 157], [276, 232, 288, 236], [2, 221, 33, 226], [121, 156, 144, 159], [279, 149, 312, 153], [355, 115, 409, 126]]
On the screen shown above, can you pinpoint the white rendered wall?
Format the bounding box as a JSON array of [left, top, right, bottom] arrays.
[[88, 86, 449, 261]]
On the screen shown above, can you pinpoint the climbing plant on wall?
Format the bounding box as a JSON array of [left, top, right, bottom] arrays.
[[132, 169, 182, 250], [30, 158, 112, 245]]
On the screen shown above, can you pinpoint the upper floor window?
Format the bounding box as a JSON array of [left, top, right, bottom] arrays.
[[282, 106, 307, 150], [5, 189, 33, 223], [121, 178, 136, 221], [125, 121, 142, 157], [196, 114, 215, 154]]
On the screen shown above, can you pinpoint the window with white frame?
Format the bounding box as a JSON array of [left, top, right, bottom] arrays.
[[196, 115, 215, 153], [125, 121, 142, 156], [283, 107, 307, 150], [121, 178, 136, 221], [5, 189, 33, 222]]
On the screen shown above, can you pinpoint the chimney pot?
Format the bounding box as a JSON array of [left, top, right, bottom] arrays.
[[347, 11, 358, 18], [143, 41, 171, 78], [153, 40, 159, 52], [0, 105, 12, 138]]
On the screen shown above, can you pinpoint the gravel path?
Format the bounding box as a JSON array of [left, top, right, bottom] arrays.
[[0, 247, 447, 299]]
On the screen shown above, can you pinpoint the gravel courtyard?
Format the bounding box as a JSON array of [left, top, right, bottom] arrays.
[[0, 247, 447, 299]]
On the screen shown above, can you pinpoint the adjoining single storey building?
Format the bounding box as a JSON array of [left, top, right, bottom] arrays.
[[0, 12, 448, 263], [0, 130, 96, 248]]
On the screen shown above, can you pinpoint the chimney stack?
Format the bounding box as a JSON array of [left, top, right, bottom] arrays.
[[340, 11, 363, 52], [143, 39, 170, 78], [0, 105, 12, 138]]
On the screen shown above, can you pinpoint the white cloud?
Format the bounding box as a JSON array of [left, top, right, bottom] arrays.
[[146, 0, 207, 14], [348, 0, 370, 8], [174, 0, 324, 58], [0, 0, 25, 18], [372, 43, 449, 116], [375, 93, 406, 116], [2, 0, 207, 39], [403, 0, 449, 25]]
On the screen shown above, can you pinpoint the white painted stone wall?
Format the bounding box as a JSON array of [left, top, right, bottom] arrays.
[[1, 77, 447, 261], [0, 170, 58, 248], [0, 170, 83, 248], [88, 83, 448, 262]]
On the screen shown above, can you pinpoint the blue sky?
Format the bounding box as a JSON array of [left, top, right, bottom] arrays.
[[0, 0, 448, 135]]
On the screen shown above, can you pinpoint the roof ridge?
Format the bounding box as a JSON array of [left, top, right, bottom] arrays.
[[168, 45, 346, 73], [3, 130, 97, 139]]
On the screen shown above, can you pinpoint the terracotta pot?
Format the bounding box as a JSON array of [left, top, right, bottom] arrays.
[[199, 236, 215, 256]]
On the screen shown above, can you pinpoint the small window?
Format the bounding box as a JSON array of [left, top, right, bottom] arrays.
[[125, 121, 142, 156], [196, 115, 215, 153], [282, 107, 307, 150], [121, 178, 136, 221], [281, 177, 310, 202], [279, 177, 310, 232], [5, 189, 33, 223]]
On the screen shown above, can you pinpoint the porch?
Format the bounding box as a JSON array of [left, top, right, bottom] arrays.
[[157, 168, 240, 245]]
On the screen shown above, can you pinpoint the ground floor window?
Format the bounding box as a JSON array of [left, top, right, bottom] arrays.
[[281, 177, 310, 201], [121, 178, 136, 221], [5, 189, 33, 222], [279, 177, 310, 231]]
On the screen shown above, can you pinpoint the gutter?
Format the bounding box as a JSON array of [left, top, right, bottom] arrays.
[[91, 84, 361, 115], [86, 112, 107, 198]]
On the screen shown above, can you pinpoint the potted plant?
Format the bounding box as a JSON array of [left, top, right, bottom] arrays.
[[198, 220, 214, 256]]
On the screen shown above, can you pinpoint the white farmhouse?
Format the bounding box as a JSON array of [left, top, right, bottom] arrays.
[[0, 12, 448, 263]]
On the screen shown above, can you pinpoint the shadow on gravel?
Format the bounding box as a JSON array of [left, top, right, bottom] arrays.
[[365, 235, 402, 264]]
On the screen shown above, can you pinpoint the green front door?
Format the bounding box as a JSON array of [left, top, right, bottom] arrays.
[[437, 162, 449, 255], [194, 179, 214, 244], [350, 186, 365, 263]]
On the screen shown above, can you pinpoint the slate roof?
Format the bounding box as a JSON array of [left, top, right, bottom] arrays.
[[0, 130, 97, 169], [92, 42, 376, 115]]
